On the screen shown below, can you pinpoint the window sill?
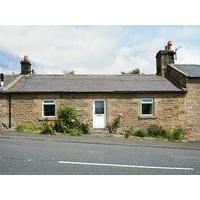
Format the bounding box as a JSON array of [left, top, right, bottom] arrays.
[[138, 115, 157, 119], [38, 117, 57, 121]]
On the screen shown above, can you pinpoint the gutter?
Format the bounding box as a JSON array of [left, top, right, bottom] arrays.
[[6, 90, 185, 94]]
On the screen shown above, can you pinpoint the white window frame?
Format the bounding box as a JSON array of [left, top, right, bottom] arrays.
[[42, 99, 56, 117], [141, 97, 154, 116]]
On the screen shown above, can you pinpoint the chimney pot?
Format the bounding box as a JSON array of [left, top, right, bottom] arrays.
[[0, 73, 4, 87], [167, 41, 173, 51], [24, 55, 29, 62]]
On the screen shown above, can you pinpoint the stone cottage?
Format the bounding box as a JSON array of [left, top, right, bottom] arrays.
[[0, 41, 200, 140]]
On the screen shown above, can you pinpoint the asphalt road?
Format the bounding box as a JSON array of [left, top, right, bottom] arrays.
[[0, 137, 200, 174]]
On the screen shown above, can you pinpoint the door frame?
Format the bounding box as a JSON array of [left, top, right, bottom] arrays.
[[92, 99, 106, 128]]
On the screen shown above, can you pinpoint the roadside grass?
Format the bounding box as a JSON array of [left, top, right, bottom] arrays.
[[124, 125, 185, 142], [15, 124, 43, 133]]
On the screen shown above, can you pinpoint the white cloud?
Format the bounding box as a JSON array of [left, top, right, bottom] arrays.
[[0, 26, 124, 74], [0, 26, 200, 75]]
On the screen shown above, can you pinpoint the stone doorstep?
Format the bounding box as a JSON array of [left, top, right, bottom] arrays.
[[91, 128, 109, 134]]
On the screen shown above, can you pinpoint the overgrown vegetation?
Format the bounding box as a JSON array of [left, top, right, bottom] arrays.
[[15, 123, 44, 133], [124, 124, 185, 142], [15, 106, 90, 136], [107, 114, 122, 133]]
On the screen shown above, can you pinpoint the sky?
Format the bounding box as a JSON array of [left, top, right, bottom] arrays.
[[0, 25, 200, 75]]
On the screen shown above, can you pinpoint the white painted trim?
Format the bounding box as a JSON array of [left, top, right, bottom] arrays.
[[140, 97, 155, 116], [42, 99, 56, 118], [93, 99, 106, 128], [58, 161, 194, 171]]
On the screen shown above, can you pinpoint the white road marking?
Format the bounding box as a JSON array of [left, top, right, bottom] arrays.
[[58, 161, 194, 171], [27, 159, 31, 162]]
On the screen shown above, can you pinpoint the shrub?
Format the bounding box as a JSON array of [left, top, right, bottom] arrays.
[[68, 128, 82, 136], [15, 124, 25, 132], [134, 128, 147, 137], [40, 121, 55, 135], [159, 128, 184, 141], [53, 120, 64, 133], [108, 115, 121, 133], [172, 128, 184, 141], [79, 121, 90, 134], [147, 124, 165, 137], [53, 106, 90, 135], [124, 128, 147, 138], [124, 131, 130, 139], [162, 128, 173, 141], [59, 106, 80, 128], [126, 129, 135, 136]]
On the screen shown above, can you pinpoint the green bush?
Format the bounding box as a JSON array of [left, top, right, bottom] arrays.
[[79, 121, 90, 134], [59, 106, 80, 128], [123, 126, 185, 141], [40, 121, 55, 135], [172, 128, 184, 141], [147, 124, 165, 137], [134, 128, 147, 137], [162, 128, 173, 141], [124, 128, 147, 138], [124, 131, 130, 138], [107, 116, 121, 133], [68, 128, 82, 136]]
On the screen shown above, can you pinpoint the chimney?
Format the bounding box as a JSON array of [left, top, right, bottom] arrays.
[[156, 41, 175, 76], [0, 73, 4, 87], [20, 55, 31, 75]]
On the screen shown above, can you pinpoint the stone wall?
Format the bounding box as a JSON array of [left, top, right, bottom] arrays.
[[165, 66, 187, 89], [9, 93, 186, 132], [186, 78, 200, 140], [0, 94, 9, 128]]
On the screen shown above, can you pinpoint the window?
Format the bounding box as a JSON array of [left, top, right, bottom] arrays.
[[141, 98, 154, 115], [43, 99, 56, 117], [95, 101, 104, 114]]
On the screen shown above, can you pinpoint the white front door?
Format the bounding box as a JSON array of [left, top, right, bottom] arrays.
[[93, 100, 106, 128]]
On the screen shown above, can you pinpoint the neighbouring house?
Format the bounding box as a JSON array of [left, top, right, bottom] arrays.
[[0, 41, 200, 140]]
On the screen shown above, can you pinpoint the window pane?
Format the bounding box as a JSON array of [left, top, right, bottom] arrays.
[[44, 105, 55, 116], [44, 100, 55, 104], [142, 103, 153, 115], [95, 101, 104, 114], [142, 98, 153, 103]]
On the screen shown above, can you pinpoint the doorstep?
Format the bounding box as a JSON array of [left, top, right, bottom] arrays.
[[91, 128, 109, 134]]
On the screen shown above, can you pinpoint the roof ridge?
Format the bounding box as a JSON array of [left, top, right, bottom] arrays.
[[172, 64, 200, 66], [28, 74, 157, 76]]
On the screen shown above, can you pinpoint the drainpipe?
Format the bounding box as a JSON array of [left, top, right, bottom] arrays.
[[8, 94, 12, 129]]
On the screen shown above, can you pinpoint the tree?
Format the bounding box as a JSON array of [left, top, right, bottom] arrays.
[[63, 70, 75, 75], [131, 68, 140, 74], [121, 68, 140, 75]]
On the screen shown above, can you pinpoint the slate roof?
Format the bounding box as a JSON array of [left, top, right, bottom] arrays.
[[171, 64, 200, 78], [4, 75, 19, 86], [7, 74, 182, 93], [0, 75, 19, 92]]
